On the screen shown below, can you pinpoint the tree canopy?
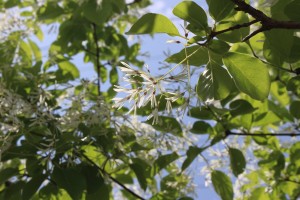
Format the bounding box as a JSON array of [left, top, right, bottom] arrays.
[[0, 0, 300, 199]]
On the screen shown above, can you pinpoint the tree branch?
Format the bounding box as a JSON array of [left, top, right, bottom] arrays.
[[225, 130, 300, 137], [79, 152, 146, 200], [92, 23, 101, 95], [230, 0, 300, 40]]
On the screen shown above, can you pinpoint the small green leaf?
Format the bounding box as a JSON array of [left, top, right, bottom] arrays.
[[82, 0, 112, 25], [229, 99, 256, 117], [290, 101, 300, 119], [190, 121, 212, 134], [223, 52, 271, 100], [126, 13, 180, 36], [181, 146, 204, 171], [151, 153, 179, 175], [173, 1, 208, 31], [28, 39, 42, 62], [249, 187, 270, 200], [165, 46, 208, 66], [206, 0, 235, 21], [211, 170, 233, 200], [229, 148, 246, 177], [109, 67, 118, 85]]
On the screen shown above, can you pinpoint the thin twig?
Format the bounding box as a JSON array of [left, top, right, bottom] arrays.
[[225, 130, 300, 137]]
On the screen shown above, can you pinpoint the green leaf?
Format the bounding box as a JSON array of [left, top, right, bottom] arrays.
[[216, 11, 249, 43], [284, 0, 300, 21], [165, 46, 208, 66], [229, 99, 256, 117], [22, 175, 46, 200], [109, 67, 118, 85], [52, 167, 86, 199], [287, 76, 300, 96], [57, 60, 80, 80], [263, 30, 294, 65], [0, 168, 18, 185], [37, 2, 64, 21], [126, 13, 180, 36], [130, 159, 150, 191], [229, 148, 246, 177], [197, 59, 234, 102], [28, 39, 42, 62], [188, 107, 214, 120], [211, 170, 233, 200], [190, 121, 212, 134], [290, 101, 300, 119], [82, 0, 112, 25], [151, 153, 179, 175], [173, 1, 208, 31], [223, 52, 271, 100], [146, 116, 182, 137], [181, 146, 204, 171], [249, 187, 270, 200], [206, 0, 235, 21]]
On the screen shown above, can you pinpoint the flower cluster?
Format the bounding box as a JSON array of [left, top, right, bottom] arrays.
[[112, 62, 187, 124]]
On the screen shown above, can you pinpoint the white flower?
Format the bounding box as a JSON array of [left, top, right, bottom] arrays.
[[147, 108, 159, 125]]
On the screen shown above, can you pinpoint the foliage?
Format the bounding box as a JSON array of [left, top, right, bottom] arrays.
[[0, 0, 300, 199]]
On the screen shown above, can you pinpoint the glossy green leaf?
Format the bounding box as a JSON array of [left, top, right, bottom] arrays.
[[223, 52, 271, 100], [182, 146, 205, 171], [165, 46, 208, 66], [290, 101, 300, 119], [270, 81, 290, 106], [229, 148, 246, 177], [211, 170, 233, 200], [216, 12, 249, 43], [173, 1, 208, 31], [152, 153, 179, 175], [146, 116, 182, 137], [206, 0, 235, 21], [229, 99, 256, 117], [190, 121, 212, 134], [52, 167, 86, 199], [197, 59, 234, 102], [126, 13, 180, 36]]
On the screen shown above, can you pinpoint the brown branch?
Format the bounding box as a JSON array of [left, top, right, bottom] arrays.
[[79, 152, 146, 200], [92, 23, 101, 95], [225, 130, 300, 137], [230, 0, 300, 40]]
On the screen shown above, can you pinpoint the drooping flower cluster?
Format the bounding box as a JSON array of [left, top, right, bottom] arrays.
[[112, 62, 188, 124]]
